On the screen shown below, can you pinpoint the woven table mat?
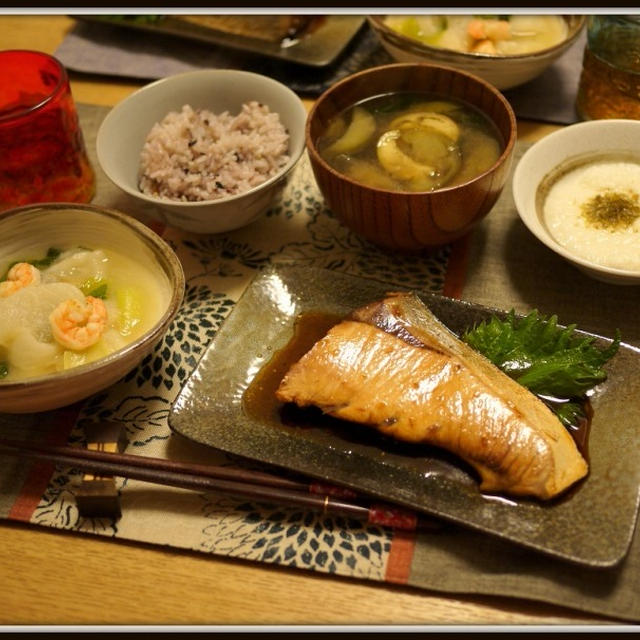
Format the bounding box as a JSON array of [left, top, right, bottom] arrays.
[[1, 103, 639, 623]]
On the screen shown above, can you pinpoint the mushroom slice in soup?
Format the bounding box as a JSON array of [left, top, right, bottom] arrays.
[[377, 122, 462, 191]]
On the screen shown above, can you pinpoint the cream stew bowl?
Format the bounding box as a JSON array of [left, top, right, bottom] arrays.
[[0, 203, 184, 413]]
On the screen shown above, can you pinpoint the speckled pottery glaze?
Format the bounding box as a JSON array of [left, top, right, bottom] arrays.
[[305, 63, 517, 251], [169, 265, 640, 568], [0, 203, 185, 413], [367, 15, 586, 91]]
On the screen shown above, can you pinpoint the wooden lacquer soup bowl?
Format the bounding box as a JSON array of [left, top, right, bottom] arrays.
[[306, 63, 517, 251]]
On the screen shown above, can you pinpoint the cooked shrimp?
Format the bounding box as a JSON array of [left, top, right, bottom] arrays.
[[467, 18, 510, 47], [471, 39, 498, 54], [0, 263, 41, 298], [467, 18, 489, 40], [49, 296, 108, 351]]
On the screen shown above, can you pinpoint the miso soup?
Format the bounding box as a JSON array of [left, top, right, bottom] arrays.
[[316, 92, 503, 192]]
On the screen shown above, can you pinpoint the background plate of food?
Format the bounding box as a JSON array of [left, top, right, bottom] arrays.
[[75, 14, 366, 68]]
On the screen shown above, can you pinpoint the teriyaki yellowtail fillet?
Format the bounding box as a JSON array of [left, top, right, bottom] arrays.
[[276, 293, 588, 500]]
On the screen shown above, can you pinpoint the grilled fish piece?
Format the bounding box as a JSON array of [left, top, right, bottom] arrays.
[[177, 15, 316, 43], [276, 293, 588, 500]]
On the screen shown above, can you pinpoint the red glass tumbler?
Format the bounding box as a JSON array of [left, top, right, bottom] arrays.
[[0, 50, 95, 211]]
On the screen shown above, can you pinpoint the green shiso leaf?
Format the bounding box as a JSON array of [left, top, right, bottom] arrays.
[[554, 401, 587, 429], [462, 309, 620, 400]]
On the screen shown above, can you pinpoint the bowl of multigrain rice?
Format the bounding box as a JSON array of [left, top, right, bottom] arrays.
[[96, 69, 307, 234]]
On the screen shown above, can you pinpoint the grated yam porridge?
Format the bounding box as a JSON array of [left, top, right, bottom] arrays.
[[139, 102, 290, 202], [542, 158, 640, 271]]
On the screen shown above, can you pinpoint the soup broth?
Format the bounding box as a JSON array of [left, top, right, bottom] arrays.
[[0, 245, 170, 382], [317, 92, 503, 192]]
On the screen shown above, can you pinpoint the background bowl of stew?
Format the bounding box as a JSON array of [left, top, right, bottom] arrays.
[[305, 62, 517, 251], [367, 15, 586, 91], [0, 203, 184, 413]]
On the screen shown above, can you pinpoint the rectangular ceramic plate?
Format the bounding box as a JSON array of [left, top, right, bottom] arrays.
[[169, 265, 640, 568], [75, 15, 365, 67]]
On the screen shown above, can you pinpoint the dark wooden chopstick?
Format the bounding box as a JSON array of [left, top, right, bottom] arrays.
[[0, 437, 435, 532], [0, 437, 317, 491]]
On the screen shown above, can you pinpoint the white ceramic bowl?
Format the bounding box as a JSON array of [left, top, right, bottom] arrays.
[[367, 15, 586, 90], [0, 203, 185, 413], [513, 119, 640, 285], [96, 69, 307, 234]]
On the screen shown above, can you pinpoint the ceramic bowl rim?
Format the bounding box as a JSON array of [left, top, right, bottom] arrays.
[[513, 119, 640, 280], [367, 14, 586, 62], [0, 202, 185, 392], [96, 68, 308, 209], [305, 61, 517, 196]]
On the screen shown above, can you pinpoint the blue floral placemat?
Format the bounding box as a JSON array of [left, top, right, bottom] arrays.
[[2, 104, 639, 623]]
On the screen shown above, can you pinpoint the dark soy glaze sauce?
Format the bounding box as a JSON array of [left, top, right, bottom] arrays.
[[541, 397, 592, 461], [244, 312, 342, 427]]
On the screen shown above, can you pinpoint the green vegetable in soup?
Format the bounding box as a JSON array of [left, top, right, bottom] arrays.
[[88, 283, 108, 299], [392, 16, 447, 45], [116, 286, 143, 336], [1, 247, 62, 281], [325, 107, 376, 155], [80, 277, 108, 299], [0, 362, 8, 379], [29, 247, 62, 270]]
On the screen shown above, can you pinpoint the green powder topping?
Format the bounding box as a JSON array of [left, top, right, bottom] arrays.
[[581, 190, 640, 231]]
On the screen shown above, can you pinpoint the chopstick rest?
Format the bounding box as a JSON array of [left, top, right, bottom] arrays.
[[75, 420, 129, 519]]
